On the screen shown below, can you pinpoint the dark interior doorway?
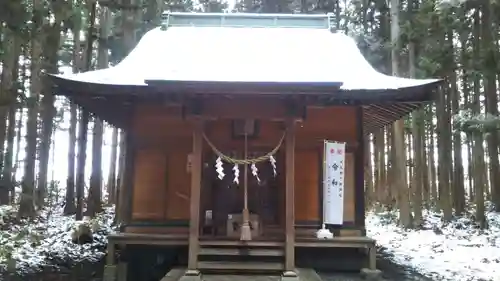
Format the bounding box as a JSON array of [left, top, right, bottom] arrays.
[[201, 150, 280, 237]]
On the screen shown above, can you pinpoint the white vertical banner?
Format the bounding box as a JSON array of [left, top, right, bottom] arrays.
[[323, 140, 346, 225]]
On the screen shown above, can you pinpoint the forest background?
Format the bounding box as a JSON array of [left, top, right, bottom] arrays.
[[0, 0, 499, 278]]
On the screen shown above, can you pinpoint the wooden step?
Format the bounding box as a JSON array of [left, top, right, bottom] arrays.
[[199, 247, 284, 256], [198, 261, 284, 271], [199, 240, 284, 247]]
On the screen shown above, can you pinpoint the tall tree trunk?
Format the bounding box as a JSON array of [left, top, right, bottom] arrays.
[[447, 30, 465, 216], [427, 108, 437, 207], [19, 0, 44, 218], [0, 27, 20, 205], [11, 70, 25, 203], [75, 110, 89, 220], [116, 0, 138, 223], [64, 16, 83, 215], [390, 0, 412, 227], [88, 120, 104, 216], [472, 10, 486, 228], [458, 18, 473, 204], [3, 41, 21, 205], [4, 106, 17, 205], [436, 85, 453, 222], [75, 0, 97, 220], [107, 128, 118, 204], [88, 3, 109, 217], [115, 130, 127, 223], [65, 103, 78, 215], [481, 0, 500, 211], [408, 16, 423, 225], [37, 16, 62, 209]]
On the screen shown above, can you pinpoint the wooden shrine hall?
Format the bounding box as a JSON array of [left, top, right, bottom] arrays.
[[47, 12, 442, 281]]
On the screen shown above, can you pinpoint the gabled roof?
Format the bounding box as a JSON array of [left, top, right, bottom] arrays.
[[47, 12, 442, 130], [50, 12, 440, 93]]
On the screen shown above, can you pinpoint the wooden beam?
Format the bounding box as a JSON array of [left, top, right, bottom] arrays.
[[187, 118, 203, 272], [117, 110, 135, 229], [184, 97, 304, 121], [132, 137, 359, 152], [284, 118, 296, 273]]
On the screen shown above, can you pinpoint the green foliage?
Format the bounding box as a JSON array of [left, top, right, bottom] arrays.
[[452, 109, 500, 134], [0, 0, 29, 32]]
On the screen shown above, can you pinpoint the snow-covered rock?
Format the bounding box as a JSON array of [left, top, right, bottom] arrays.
[[70, 216, 98, 244]]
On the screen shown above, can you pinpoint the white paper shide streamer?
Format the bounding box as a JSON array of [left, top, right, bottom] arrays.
[[323, 140, 346, 226], [269, 156, 277, 176], [215, 157, 225, 180], [250, 163, 260, 183], [233, 164, 240, 185], [213, 152, 279, 187]]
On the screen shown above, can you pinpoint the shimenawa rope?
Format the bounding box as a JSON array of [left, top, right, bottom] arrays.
[[202, 131, 286, 164]]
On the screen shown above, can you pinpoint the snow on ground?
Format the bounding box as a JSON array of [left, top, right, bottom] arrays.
[[367, 203, 500, 281], [0, 205, 115, 274], [1, 200, 499, 281]]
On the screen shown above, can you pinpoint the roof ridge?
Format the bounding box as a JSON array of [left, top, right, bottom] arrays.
[[160, 12, 336, 31]]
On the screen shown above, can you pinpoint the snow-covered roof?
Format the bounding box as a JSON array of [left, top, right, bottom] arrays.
[[50, 12, 440, 93]]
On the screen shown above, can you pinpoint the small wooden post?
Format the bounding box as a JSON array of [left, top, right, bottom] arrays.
[[283, 118, 297, 279], [369, 244, 377, 270], [186, 118, 203, 276], [103, 241, 116, 281]]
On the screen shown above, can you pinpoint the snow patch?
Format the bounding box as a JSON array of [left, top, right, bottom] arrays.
[[367, 205, 500, 281], [0, 206, 115, 275]]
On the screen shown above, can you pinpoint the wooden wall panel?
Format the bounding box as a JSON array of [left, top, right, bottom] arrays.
[[205, 119, 284, 149], [132, 105, 358, 148], [296, 107, 357, 144], [294, 149, 319, 221], [166, 148, 192, 220], [133, 105, 192, 139], [132, 148, 168, 220], [130, 104, 359, 228], [293, 151, 355, 224]]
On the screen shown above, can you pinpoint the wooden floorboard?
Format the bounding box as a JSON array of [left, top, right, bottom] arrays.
[[198, 261, 284, 271], [297, 268, 324, 281], [108, 232, 374, 249], [199, 240, 285, 247], [295, 236, 375, 248], [202, 274, 281, 281], [160, 268, 186, 281]]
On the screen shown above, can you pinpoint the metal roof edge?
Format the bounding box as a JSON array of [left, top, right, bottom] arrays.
[[160, 12, 335, 30]]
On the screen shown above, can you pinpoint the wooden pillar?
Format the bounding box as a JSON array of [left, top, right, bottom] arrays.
[[187, 118, 203, 274], [354, 107, 366, 233], [103, 239, 116, 281], [121, 130, 135, 226], [284, 118, 296, 276]]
